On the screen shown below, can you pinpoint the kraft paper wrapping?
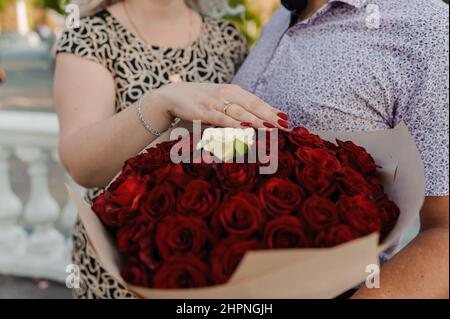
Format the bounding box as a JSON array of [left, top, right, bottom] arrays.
[[67, 122, 425, 299]]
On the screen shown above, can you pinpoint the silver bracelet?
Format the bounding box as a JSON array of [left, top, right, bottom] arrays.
[[135, 94, 181, 137]]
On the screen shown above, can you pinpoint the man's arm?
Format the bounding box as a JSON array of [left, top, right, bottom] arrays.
[[352, 196, 449, 299]]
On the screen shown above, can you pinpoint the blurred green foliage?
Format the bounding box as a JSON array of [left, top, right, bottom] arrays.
[[0, 0, 15, 12], [224, 0, 280, 45], [34, 0, 68, 14]]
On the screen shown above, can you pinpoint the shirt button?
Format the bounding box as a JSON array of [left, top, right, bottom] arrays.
[[287, 30, 295, 37], [259, 78, 268, 85]]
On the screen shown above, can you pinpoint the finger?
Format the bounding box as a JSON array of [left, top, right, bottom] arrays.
[[205, 110, 241, 128], [224, 86, 290, 130], [224, 103, 265, 128]]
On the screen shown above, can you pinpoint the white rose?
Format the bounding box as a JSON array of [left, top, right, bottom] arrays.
[[196, 128, 255, 162]]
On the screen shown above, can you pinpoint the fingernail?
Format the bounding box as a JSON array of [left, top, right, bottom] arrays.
[[240, 122, 252, 127], [277, 112, 289, 121], [278, 119, 290, 129], [263, 122, 276, 129]]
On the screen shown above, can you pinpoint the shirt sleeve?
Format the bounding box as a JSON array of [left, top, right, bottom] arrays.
[[394, 7, 449, 196], [55, 17, 105, 67]]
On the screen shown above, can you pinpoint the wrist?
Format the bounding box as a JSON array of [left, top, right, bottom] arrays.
[[144, 89, 172, 120], [140, 90, 173, 134]]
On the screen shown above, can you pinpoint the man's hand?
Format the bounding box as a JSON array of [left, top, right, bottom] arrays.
[[353, 196, 449, 299]]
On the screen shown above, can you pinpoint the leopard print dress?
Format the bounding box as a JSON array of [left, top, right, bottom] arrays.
[[56, 9, 248, 299]]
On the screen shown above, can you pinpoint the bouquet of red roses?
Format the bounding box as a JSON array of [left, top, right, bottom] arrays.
[[91, 126, 401, 290]]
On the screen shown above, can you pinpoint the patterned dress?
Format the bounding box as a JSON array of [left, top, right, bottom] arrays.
[[56, 9, 248, 298]]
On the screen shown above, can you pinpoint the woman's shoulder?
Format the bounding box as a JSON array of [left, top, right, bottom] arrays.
[[55, 9, 114, 63], [202, 15, 246, 42], [201, 15, 249, 69], [201, 16, 249, 62], [59, 9, 113, 38]]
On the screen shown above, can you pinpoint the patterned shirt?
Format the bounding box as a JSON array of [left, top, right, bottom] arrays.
[[233, 0, 449, 196]]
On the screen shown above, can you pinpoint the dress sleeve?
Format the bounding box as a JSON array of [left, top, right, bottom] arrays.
[[393, 7, 449, 196], [55, 17, 106, 67]]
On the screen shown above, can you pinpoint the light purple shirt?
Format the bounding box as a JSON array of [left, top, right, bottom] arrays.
[[233, 0, 449, 196]]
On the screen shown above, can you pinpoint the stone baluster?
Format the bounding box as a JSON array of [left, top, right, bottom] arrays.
[[0, 147, 27, 264], [60, 174, 82, 232], [15, 146, 68, 264], [51, 149, 82, 234]]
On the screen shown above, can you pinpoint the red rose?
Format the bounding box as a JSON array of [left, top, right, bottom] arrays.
[[93, 174, 146, 227], [296, 147, 341, 173], [179, 180, 220, 218], [217, 192, 264, 237], [272, 151, 296, 178], [138, 235, 160, 272], [337, 140, 377, 176], [215, 163, 258, 192], [183, 163, 215, 180], [301, 195, 339, 231], [139, 141, 175, 173], [376, 198, 400, 239], [275, 129, 288, 150], [121, 154, 146, 177], [338, 195, 381, 236], [117, 215, 154, 254], [155, 215, 209, 260], [263, 216, 310, 249], [315, 225, 357, 248], [108, 174, 146, 208], [322, 140, 339, 154], [259, 129, 287, 152], [288, 127, 324, 148], [259, 178, 304, 216], [158, 139, 181, 154], [368, 175, 384, 191], [121, 257, 151, 287], [91, 192, 113, 225], [147, 164, 191, 191], [337, 166, 383, 200], [211, 237, 261, 284], [140, 182, 177, 220], [296, 165, 336, 196], [153, 255, 210, 288]]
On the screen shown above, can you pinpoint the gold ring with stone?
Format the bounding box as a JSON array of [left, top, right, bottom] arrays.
[[222, 100, 232, 115]]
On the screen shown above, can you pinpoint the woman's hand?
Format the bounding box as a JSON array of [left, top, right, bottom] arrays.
[[150, 82, 291, 129]]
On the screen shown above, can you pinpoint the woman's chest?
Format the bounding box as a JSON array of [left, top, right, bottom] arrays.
[[106, 45, 236, 109]]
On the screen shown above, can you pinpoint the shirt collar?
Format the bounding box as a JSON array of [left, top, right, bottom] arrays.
[[328, 0, 368, 9], [289, 0, 368, 27]]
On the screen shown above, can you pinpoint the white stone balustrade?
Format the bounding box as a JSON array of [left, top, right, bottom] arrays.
[[0, 110, 83, 282]]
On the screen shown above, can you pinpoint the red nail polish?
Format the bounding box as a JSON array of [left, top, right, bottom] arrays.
[[240, 122, 252, 127], [278, 119, 290, 129], [263, 122, 276, 129], [277, 112, 289, 121]]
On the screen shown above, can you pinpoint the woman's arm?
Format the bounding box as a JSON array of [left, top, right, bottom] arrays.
[[54, 54, 171, 188], [55, 54, 286, 188], [352, 196, 449, 299]]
